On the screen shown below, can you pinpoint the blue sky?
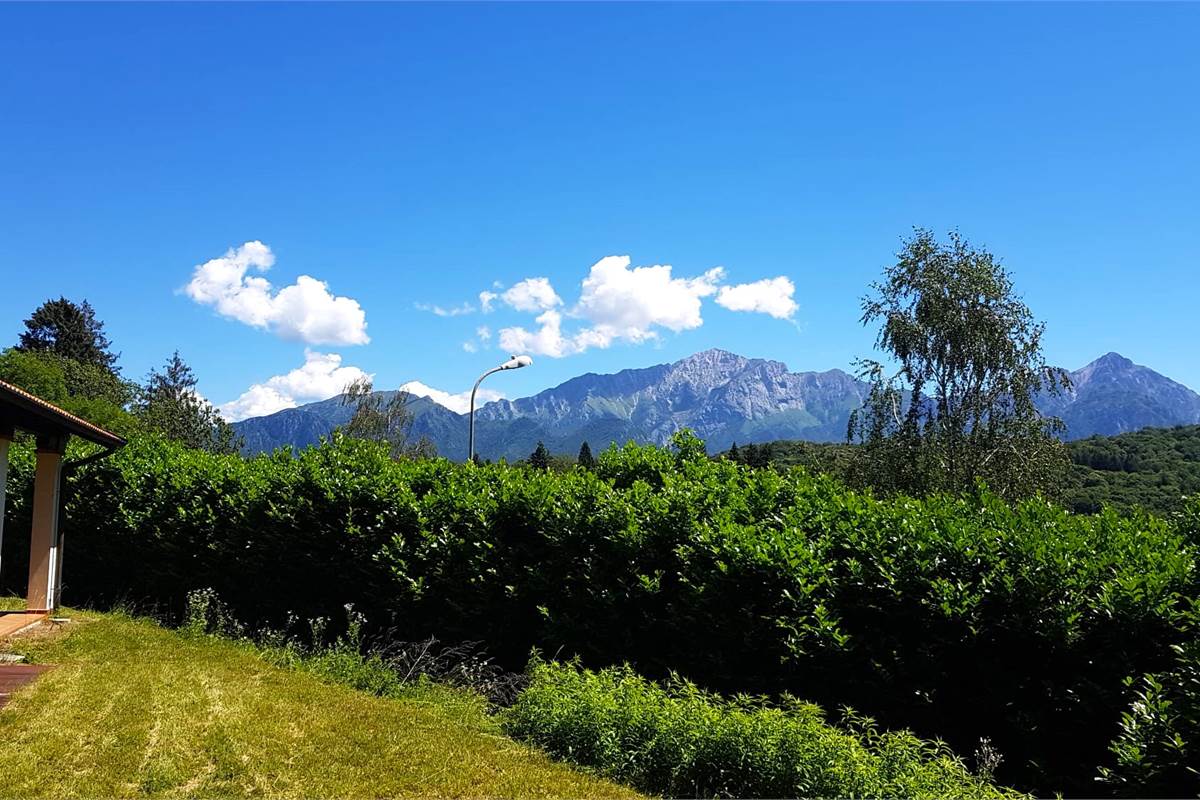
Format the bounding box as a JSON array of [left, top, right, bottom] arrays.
[[2, 2, 1197, 418]]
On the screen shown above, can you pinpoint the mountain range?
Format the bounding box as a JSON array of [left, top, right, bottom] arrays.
[[232, 349, 1200, 461]]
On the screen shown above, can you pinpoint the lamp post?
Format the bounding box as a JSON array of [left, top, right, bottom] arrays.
[[469, 355, 532, 462]]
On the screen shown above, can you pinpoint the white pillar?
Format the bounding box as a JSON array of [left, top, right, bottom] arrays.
[[27, 435, 65, 612]]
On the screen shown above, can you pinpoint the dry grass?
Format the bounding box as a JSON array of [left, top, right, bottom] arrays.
[[0, 609, 641, 799]]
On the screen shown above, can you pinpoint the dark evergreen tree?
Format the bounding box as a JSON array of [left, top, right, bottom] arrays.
[[728, 442, 741, 463], [18, 297, 119, 371], [529, 441, 551, 470], [760, 442, 775, 467], [743, 443, 760, 468], [577, 440, 595, 469], [136, 351, 241, 454]]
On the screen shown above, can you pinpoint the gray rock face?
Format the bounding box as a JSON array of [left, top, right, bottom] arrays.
[[231, 349, 1200, 461], [1042, 353, 1200, 439], [469, 349, 871, 455]]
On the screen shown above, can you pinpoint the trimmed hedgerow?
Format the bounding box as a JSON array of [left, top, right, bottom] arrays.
[[5, 431, 1197, 795], [504, 659, 1023, 799]]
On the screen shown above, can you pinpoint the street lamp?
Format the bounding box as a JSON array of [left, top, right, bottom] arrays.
[[468, 354, 532, 462]]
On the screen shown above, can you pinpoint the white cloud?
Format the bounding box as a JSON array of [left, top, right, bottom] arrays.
[[498, 256, 726, 357], [219, 350, 371, 421], [184, 241, 276, 326], [271, 277, 370, 345], [715, 277, 798, 319], [399, 381, 505, 414], [480, 255, 800, 359], [501, 277, 562, 312], [476, 326, 491, 341], [577, 256, 723, 335], [185, 241, 369, 346], [416, 302, 475, 317], [499, 310, 578, 358], [462, 340, 478, 353]]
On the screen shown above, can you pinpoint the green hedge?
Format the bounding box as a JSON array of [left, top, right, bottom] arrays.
[[5, 431, 1197, 795], [505, 659, 1023, 799]]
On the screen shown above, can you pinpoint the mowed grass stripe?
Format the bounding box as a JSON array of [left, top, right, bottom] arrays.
[[0, 611, 640, 799]]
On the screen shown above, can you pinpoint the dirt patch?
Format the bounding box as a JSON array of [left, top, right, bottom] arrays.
[[0, 664, 54, 709], [0, 615, 77, 649]]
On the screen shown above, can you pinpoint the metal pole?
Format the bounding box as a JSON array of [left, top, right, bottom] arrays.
[[468, 367, 502, 463]]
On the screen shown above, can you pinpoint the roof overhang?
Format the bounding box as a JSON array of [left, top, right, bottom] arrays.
[[0, 379, 126, 449]]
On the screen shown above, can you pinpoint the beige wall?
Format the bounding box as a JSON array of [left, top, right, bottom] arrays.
[[26, 444, 64, 611]]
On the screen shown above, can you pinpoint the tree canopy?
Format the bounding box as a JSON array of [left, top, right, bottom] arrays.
[[577, 440, 595, 469], [136, 351, 241, 454], [847, 229, 1069, 500], [17, 297, 119, 371], [529, 441, 551, 470], [339, 377, 414, 458]]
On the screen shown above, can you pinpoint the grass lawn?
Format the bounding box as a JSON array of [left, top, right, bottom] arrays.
[[0, 606, 640, 799]]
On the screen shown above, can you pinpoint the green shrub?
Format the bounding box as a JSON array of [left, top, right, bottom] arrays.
[[505, 659, 1023, 799], [19, 431, 1196, 795], [1097, 613, 1200, 797]]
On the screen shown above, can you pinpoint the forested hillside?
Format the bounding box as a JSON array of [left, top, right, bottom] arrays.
[[723, 425, 1200, 516], [1064, 425, 1200, 515]]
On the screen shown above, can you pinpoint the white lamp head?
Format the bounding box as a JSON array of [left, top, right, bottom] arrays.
[[500, 354, 533, 370]]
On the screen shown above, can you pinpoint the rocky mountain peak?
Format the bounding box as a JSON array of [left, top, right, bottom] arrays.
[[668, 348, 752, 376], [1072, 352, 1147, 391]]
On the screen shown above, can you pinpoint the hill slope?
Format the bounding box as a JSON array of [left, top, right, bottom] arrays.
[[1065, 424, 1200, 515], [0, 610, 635, 799]]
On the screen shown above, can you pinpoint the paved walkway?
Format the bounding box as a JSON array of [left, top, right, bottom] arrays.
[[0, 612, 46, 639]]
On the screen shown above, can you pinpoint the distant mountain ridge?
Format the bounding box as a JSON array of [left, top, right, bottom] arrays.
[[1041, 352, 1200, 439], [231, 349, 1200, 461]]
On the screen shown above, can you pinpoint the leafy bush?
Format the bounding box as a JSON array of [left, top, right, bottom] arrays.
[[505, 659, 1022, 799], [1097, 613, 1200, 797], [13, 431, 1196, 795]]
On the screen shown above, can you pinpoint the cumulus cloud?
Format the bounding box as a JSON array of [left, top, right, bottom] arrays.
[[501, 277, 561, 312], [478, 255, 801, 359], [399, 381, 505, 414], [416, 302, 474, 317], [497, 256, 726, 357], [499, 310, 577, 358], [185, 241, 369, 346], [715, 277, 798, 319], [219, 350, 371, 421], [577, 256, 723, 336]]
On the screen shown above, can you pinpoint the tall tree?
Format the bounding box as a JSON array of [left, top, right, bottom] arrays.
[[847, 228, 1070, 499], [339, 377, 413, 457], [529, 441, 551, 470], [17, 297, 118, 371], [577, 440, 595, 469], [136, 351, 241, 454], [742, 443, 760, 468]]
